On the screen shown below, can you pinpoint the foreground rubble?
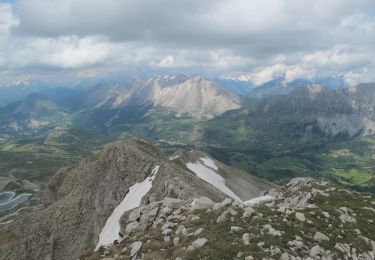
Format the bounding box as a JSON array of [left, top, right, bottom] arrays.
[[84, 178, 375, 260]]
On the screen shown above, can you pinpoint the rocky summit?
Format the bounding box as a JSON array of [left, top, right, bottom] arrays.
[[0, 138, 276, 259]]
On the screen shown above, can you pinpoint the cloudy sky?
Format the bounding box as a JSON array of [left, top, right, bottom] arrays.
[[0, 0, 375, 84]]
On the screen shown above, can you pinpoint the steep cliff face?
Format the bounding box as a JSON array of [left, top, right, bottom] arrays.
[[245, 83, 375, 138], [75, 75, 242, 120], [148, 76, 242, 118], [0, 138, 273, 260]]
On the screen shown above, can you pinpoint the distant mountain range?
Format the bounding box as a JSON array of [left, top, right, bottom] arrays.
[[0, 75, 243, 135], [74, 75, 242, 118], [0, 74, 348, 107], [217, 75, 348, 98], [0, 92, 67, 136], [0, 75, 374, 192]]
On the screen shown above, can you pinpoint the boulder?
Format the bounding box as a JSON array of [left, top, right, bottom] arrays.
[[309, 245, 325, 257], [175, 224, 188, 236], [286, 178, 313, 189], [295, 212, 306, 222], [314, 232, 329, 242], [335, 243, 351, 256], [190, 215, 200, 221], [264, 224, 282, 237], [242, 206, 254, 218], [194, 228, 204, 236], [163, 197, 184, 209], [161, 206, 172, 215], [191, 197, 214, 210], [192, 238, 208, 248], [287, 240, 304, 249], [231, 226, 243, 232], [216, 209, 230, 223], [213, 198, 232, 210], [311, 188, 329, 197], [125, 221, 140, 235], [242, 233, 250, 245], [161, 228, 172, 236], [123, 201, 161, 235], [127, 202, 161, 223], [161, 221, 175, 231], [280, 252, 291, 260], [130, 241, 143, 257], [227, 207, 238, 216], [287, 192, 312, 208], [339, 214, 356, 224]]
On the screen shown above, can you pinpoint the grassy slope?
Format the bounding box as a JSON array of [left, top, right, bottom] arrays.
[[193, 114, 375, 193], [0, 129, 113, 183], [97, 108, 375, 193]]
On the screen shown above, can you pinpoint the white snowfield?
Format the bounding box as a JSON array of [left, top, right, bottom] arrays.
[[95, 166, 160, 250], [186, 158, 241, 201], [200, 157, 218, 170], [186, 157, 274, 205], [243, 195, 274, 206]]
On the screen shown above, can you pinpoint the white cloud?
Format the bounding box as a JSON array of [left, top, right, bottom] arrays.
[[3, 36, 118, 69], [40, 37, 111, 69], [341, 13, 375, 32], [0, 3, 18, 67], [237, 64, 316, 86], [0, 0, 373, 84], [0, 4, 18, 40], [150, 55, 175, 68], [284, 66, 315, 83], [303, 45, 373, 71]]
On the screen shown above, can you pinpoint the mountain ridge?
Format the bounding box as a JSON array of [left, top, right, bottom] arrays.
[[0, 137, 276, 259], [73, 75, 242, 119]]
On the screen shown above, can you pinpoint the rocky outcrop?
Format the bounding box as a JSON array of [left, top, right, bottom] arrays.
[[85, 178, 375, 260]]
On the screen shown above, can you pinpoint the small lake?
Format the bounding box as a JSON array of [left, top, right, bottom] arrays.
[[0, 191, 15, 204], [0, 192, 32, 213]]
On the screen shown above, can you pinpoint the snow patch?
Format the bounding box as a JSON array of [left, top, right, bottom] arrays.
[[243, 195, 274, 206], [95, 166, 160, 250], [187, 158, 275, 206], [0, 220, 13, 225], [169, 155, 179, 160], [186, 161, 241, 201], [200, 157, 218, 170]]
